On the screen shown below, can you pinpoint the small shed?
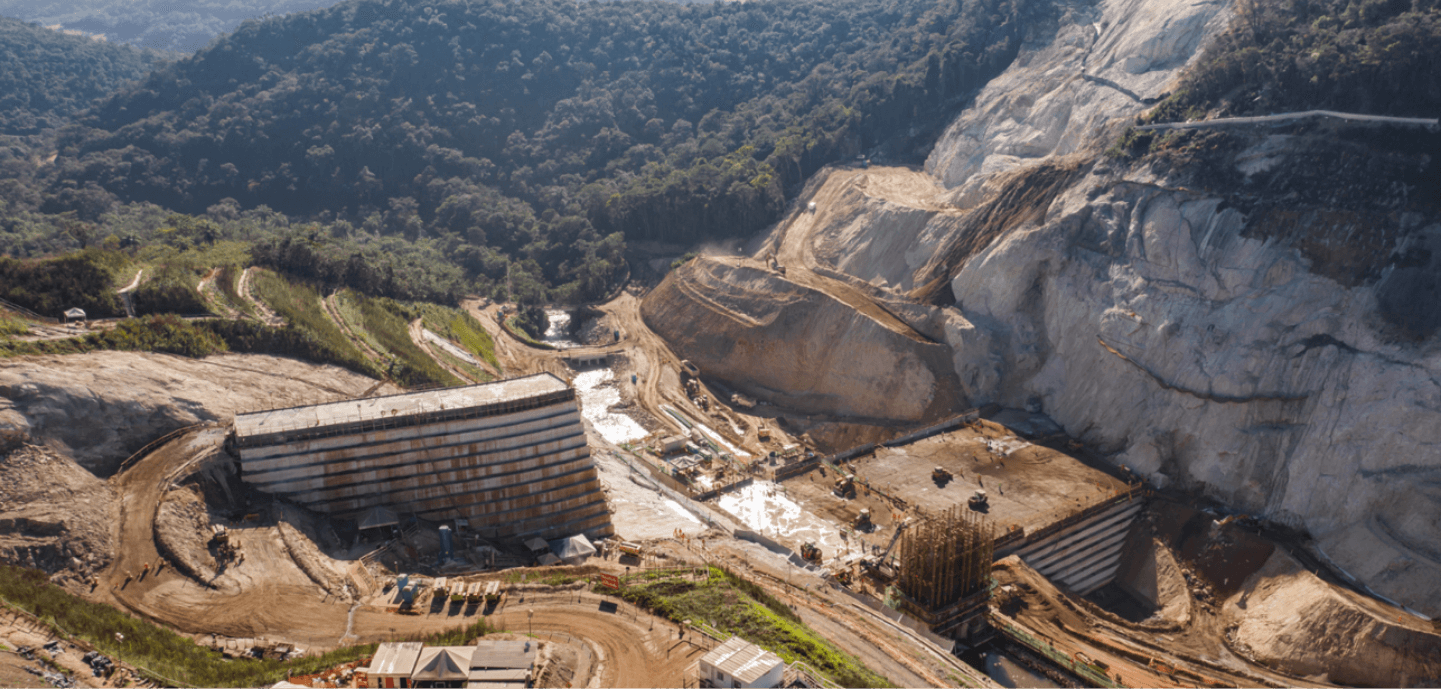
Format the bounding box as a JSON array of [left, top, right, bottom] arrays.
[[63, 307, 86, 323], [698, 637, 785, 688], [366, 642, 423, 688], [469, 639, 537, 689], [412, 647, 472, 688], [549, 534, 596, 565]]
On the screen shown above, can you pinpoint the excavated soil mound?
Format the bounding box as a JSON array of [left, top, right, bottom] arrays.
[[0, 443, 115, 588], [0, 351, 392, 476], [156, 484, 220, 584], [1226, 549, 1441, 687], [642, 257, 962, 423]]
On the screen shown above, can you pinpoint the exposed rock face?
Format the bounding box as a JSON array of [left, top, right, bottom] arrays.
[[0, 351, 391, 476], [641, 257, 962, 423], [925, 0, 1231, 205], [944, 170, 1441, 617]]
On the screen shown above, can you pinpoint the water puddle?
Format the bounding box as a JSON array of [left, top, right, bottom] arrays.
[[573, 369, 647, 444], [716, 481, 847, 557], [543, 309, 580, 349]]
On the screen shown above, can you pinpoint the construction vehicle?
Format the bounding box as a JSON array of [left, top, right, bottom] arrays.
[[932, 466, 952, 484], [854, 508, 872, 530], [757, 425, 772, 442], [834, 475, 855, 498], [968, 489, 989, 511], [800, 542, 822, 564], [618, 541, 644, 558], [210, 526, 239, 562], [680, 360, 700, 380]]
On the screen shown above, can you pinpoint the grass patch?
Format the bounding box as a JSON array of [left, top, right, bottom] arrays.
[[0, 563, 498, 687], [612, 566, 892, 688], [214, 265, 256, 318], [0, 310, 31, 338], [413, 303, 501, 371], [354, 295, 460, 389], [249, 270, 381, 378], [332, 290, 387, 357]]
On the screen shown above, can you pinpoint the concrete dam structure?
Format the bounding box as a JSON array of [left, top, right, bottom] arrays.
[[231, 373, 613, 541]]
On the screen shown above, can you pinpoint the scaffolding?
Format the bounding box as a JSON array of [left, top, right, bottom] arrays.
[[896, 506, 995, 611]]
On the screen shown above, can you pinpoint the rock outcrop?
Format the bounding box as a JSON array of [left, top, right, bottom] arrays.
[[925, 0, 1231, 205], [0, 351, 392, 476]]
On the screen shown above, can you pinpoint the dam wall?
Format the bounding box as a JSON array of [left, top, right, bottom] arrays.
[[232, 373, 613, 541]]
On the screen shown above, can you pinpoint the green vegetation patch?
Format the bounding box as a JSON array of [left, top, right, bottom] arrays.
[[354, 296, 460, 389], [248, 270, 381, 378], [0, 248, 130, 318], [414, 303, 501, 371], [0, 563, 492, 687], [0, 315, 226, 358], [613, 567, 892, 688]]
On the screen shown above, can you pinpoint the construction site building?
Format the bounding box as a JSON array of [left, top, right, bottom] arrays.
[[232, 373, 613, 541]]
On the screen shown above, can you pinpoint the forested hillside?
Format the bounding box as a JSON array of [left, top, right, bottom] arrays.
[[20, 0, 1039, 303], [0, 16, 167, 134], [0, 0, 339, 52]]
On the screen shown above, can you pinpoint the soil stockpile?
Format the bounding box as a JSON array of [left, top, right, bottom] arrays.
[[0, 351, 391, 476], [0, 443, 115, 588], [641, 256, 961, 423], [1225, 549, 1441, 687]]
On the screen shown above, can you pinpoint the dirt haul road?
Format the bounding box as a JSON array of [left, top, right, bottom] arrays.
[[488, 590, 708, 687], [95, 425, 717, 686]]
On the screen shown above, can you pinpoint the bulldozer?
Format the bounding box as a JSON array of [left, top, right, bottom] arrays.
[[968, 489, 989, 511], [854, 508, 872, 530], [800, 542, 822, 564]]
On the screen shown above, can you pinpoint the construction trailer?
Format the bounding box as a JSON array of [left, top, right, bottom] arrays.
[[231, 373, 613, 542]]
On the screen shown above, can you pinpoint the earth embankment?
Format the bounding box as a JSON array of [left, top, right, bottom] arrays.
[[641, 256, 962, 423]]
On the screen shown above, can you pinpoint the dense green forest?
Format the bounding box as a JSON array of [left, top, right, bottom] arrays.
[[1162, 0, 1441, 118], [0, 0, 340, 52], [0, 16, 167, 134], [6, 0, 1038, 303]]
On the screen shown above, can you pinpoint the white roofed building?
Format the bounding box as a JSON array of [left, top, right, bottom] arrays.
[[364, 640, 537, 689], [697, 637, 785, 688]]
